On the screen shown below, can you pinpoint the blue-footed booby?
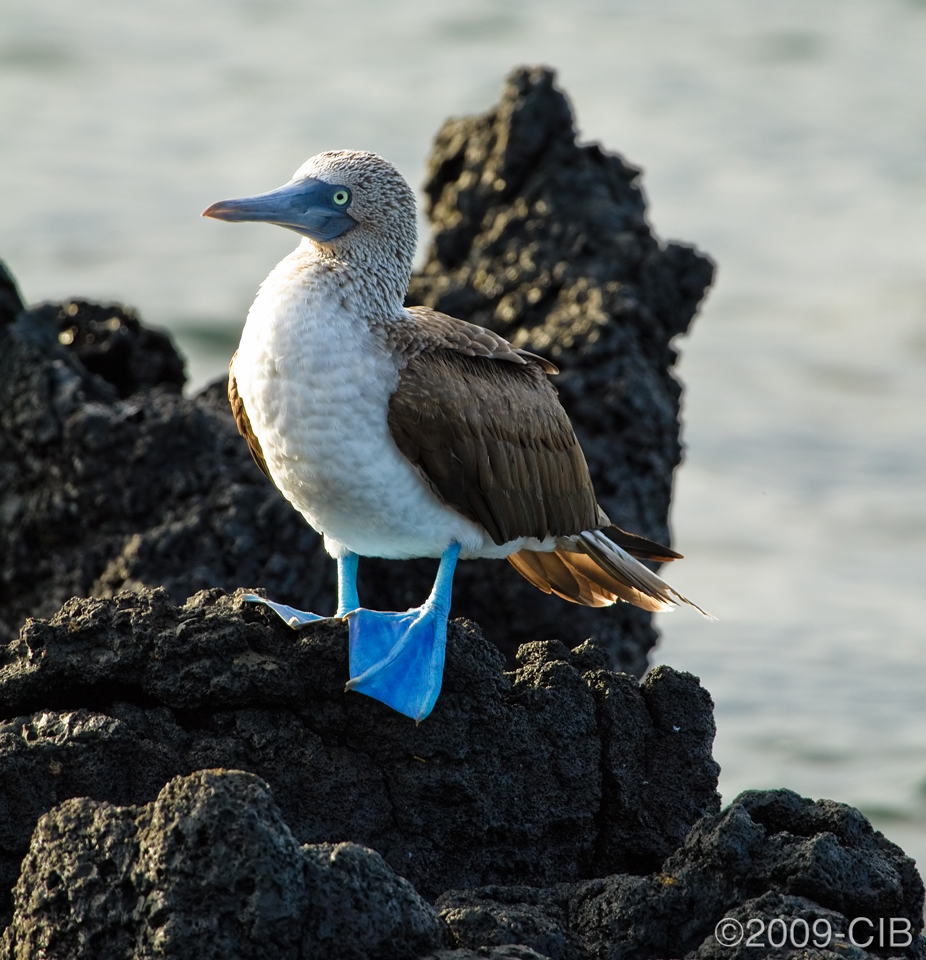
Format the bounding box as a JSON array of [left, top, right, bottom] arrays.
[[203, 150, 706, 722]]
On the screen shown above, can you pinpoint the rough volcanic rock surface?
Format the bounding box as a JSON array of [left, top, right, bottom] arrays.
[[1, 770, 446, 960], [0, 262, 23, 328], [0, 587, 721, 934], [0, 65, 712, 673], [39, 298, 186, 399], [4, 594, 918, 959], [0, 672, 921, 959], [0, 301, 335, 656], [437, 789, 926, 959]]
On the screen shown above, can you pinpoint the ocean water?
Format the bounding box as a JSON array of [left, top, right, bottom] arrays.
[[2, 0, 925, 869]]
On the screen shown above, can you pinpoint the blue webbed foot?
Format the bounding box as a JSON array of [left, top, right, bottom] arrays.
[[242, 594, 326, 629], [343, 543, 461, 723], [345, 605, 449, 722]]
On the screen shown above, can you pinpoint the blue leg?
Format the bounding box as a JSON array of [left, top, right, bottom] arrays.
[[345, 543, 461, 723], [243, 552, 360, 627], [335, 552, 360, 617]]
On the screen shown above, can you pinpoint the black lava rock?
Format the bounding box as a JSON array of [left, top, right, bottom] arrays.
[[0, 769, 446, 960], [0, 262, 23, 328], [437, 790, 926, 959], [0, 588, 921, 960], [0, 65, 713, 674], [43, 298, 186, 398], [0, 306, 332, 653], [0, 588, 721, 934]]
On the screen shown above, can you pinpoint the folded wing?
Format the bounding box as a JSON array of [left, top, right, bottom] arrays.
[[388, 311, 599, 545]]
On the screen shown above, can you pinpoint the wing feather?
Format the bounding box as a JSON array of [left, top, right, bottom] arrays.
[[387, 316, 598, 545], [228, 353, 274, 484]]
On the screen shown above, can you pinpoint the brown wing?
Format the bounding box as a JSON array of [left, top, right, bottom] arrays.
[[387, 348, 598, 545], [228, 352, 273, 483], [400, 305, 558, 374]]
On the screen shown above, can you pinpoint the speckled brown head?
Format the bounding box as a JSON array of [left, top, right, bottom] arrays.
[[203, 150, 418, 294]]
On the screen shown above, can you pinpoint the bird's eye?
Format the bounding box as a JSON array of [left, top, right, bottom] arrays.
[[332, 188, 350, 207]]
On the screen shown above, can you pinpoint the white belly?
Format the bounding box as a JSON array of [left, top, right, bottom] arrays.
[[233, 252, 535, 561]]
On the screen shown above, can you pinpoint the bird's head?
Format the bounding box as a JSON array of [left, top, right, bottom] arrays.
[[203, 150, 418, 278]]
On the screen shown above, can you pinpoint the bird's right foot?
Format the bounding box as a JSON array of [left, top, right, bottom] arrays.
[[242, 594, 328, 629]]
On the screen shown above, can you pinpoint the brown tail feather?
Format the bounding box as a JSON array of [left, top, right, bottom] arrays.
[[560, 548, 671, 612], [508, 529, 711, 617], [602, 525, 683, 562], [507, 550, 616, 607]]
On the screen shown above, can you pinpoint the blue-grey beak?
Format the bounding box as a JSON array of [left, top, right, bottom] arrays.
[[202, 177, 356, 242]]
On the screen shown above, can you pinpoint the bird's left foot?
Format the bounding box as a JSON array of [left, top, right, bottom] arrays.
[[242, 594, 332, 628], [343, 543, 460, 723], [344, 603, 449, 723]]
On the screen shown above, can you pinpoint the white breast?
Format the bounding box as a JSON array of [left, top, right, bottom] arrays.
[[233, 248, 515, 561]]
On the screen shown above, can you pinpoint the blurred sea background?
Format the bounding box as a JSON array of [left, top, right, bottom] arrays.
[[2, 0, 925, 868]]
